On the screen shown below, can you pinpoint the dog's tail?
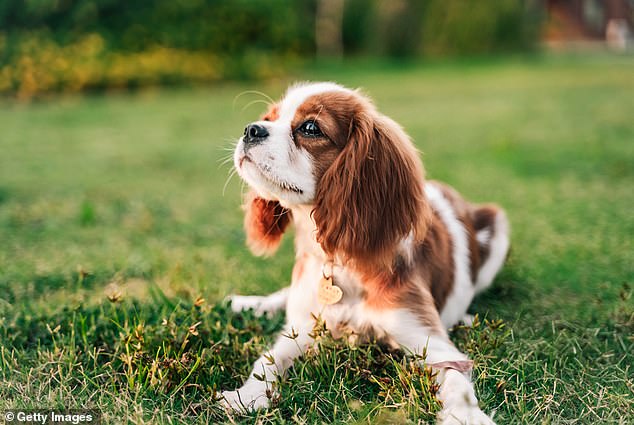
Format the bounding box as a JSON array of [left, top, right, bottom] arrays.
[[472, 205, 510, 294]]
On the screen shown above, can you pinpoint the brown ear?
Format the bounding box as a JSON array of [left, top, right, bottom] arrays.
[[313, 110, 431, 270], [243, 190, 291, 256]]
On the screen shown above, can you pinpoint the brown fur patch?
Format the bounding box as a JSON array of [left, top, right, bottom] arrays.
[[290, 92, 356, 178], [291, 254, 307, 282], [352, 205, 454, 316], [431, 181, 492, 284], [261, 104, 279, 121], [243, 190, 291, 256], [353, 179, 501, 330], [300, 91, 432, 271], [361, 272, 403, 310], [361, 266, 446, 336], [397, 277, 447, 335], [471, 205, 501, 267], [415, 211, 455, 313]]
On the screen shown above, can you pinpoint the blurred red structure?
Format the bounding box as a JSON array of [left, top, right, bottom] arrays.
[[544, 0, 633, 46]]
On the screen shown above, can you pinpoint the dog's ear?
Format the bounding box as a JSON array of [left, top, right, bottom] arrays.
[[243, 190, 292, 256], [313, 109, 431, 270]]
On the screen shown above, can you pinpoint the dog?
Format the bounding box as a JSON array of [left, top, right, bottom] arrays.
[[222, 82, 509, 424]]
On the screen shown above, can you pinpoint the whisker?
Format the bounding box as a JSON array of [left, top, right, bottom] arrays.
[[223, 167, 240, 197], [253, 90, 275, 105], [241, 99, 271, 113], [239, 90, 275, 105], [218, 155, 235, 166], [239, 180, 248, 200], [217, 154, 232, 164], [314, 104, 325, 122], [219, 137, 239, 145], [216, 141, 238, 164], [233, 90, 274, 111]]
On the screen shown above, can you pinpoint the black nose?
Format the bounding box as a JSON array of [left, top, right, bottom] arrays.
[[243, 124, 269, 144]]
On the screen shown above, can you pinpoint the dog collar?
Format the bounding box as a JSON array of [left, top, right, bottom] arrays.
[[427, 360, 474, 374]]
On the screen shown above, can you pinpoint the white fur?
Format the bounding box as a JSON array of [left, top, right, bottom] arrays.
[[373, 308, 468, 363], [476, 229, 491, 246], [229, 287, 289, 316], [234, 82, 349, 205], [436, 369, 496, 425], [278, 82, 348, 122], [475, 210, 510, 293], [426, 183, 475, 329], [398, 231, 416, 266]]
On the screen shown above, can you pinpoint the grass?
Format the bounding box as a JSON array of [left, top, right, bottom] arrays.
[[1, 53, 632, 424]]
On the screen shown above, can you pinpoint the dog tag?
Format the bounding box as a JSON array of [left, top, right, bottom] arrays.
[[317, 276, 343, 305]]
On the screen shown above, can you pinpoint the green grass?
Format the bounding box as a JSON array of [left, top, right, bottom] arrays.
[[1, 54, 633, 424]]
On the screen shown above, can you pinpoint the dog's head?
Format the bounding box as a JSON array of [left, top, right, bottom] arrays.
[[234, 82, 431, 268]]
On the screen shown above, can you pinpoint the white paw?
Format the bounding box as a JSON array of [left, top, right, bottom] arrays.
[[438, 404, 495, 425], [219, 385, 271, 413], [228, 295, 271, 316], [460, 314, 475, 327]]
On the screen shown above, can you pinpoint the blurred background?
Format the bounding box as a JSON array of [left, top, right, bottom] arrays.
[[0, 0, 632, 99]]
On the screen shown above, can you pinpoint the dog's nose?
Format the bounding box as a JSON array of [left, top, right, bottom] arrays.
[[243, 124, 269, 144]]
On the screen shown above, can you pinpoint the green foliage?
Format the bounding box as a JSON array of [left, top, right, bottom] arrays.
[[0, 32, 226, 100], [0, 0, 315, 98], [0, 0, 544, 98], [422, 0, 542, 56], [341, 0, 542, 58], [0, 0, 315, 55]]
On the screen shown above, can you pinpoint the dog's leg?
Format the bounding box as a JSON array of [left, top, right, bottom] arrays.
[[228, 286, 289, 316], [433, 367, 494, 425], [220, 321, 313, 413], [380, 309, 494, 425]]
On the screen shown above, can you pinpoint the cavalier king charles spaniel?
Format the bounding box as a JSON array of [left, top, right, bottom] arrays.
[[222, 82, 509, 424]]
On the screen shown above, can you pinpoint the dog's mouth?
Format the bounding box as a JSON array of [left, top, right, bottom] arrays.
[[238, 154, 250, 168], [239, 155, 303, 194]]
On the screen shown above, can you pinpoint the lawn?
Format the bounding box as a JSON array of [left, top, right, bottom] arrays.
[[1, 54, 632, 424]]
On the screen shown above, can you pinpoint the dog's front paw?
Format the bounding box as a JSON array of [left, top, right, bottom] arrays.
[[438, 405, 495, 425], [459, 314, 475, 327], [219, 385, 271, 413], [228, 295, 272, 316]]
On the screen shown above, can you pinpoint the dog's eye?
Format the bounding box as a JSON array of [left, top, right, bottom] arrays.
[[298, 120, 323, 137]]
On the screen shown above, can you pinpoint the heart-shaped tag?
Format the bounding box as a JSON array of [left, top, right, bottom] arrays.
[[317, 276, 343, 305]]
